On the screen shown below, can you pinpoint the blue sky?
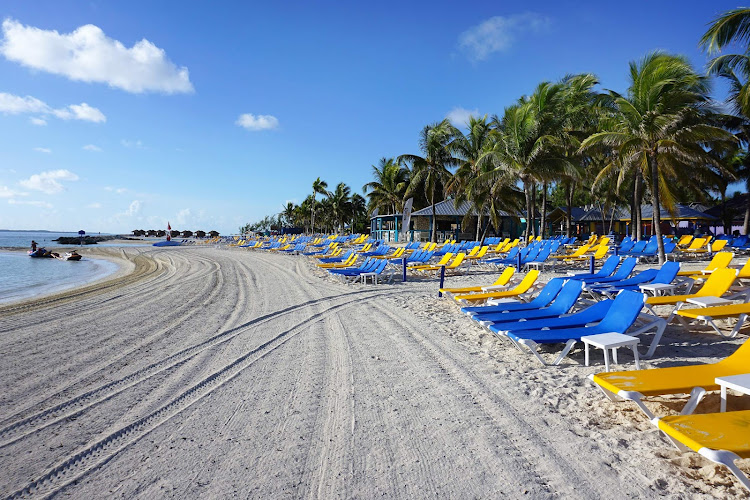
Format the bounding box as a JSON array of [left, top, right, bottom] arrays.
[[0, 0, 743, 234]]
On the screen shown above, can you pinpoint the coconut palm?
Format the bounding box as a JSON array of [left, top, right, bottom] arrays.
[[398, 119, 460, 242], [328, 182, 352, 233], [310, 177, 328, 234], [362, 157, 410, 215], [581, 52, 735, 263], [280, 202, 296, 226]]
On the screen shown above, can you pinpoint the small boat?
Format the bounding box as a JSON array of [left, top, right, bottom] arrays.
[[53, 252, 82, 261], [28, 248, 52, 258], [153, 240, 181, 247]]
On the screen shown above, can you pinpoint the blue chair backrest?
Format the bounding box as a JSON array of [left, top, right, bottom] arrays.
[[662, 241, 676, 254], [639, 240, 658, 254], [547, 280, 584, 314], [619, 240, 635, 252], [597, 255, 621, 277], [373, 260, 388, 273], [628, 241, 647, 253], [528, 278, 565, 307], [652, 261, 680, 284], [530, 246, 551, 262], [409, 250, 423, 261], [597, 291, 645, 333], [611, 257, 637, 279], [505, 247, 520, 259], [421, 251, 435, 262], [563, 299, 614, 324], [525, 247, 541, 261], [619, 268, 659, 284], [550, 241, 561, 253]]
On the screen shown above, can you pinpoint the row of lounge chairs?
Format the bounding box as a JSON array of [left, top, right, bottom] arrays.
[[437, 248, 750, 489]]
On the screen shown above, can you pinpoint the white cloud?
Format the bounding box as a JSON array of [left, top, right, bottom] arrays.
[[52, 103, 106, 123], [236, 113, 279, 131], [124, 200, 141, 216], [87, 202, 102, 209], [105, 186, 128, 193], [1, 19, 193, 94], [0, 185, 27, 198], [30, 116, 47, 126], [176, 208, 191, 225], [8, 199, 53, 208], [83, 144, 102, 152], [446, 107, 479, 126], [33, 147, 51, 154], [19, 169, 79, 194], [121, 139, 143, 148], [0, 92, 105, 123], [458, 13, 551, 61]]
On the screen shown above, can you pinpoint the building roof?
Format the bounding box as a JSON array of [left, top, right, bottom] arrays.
[[410, 199, 514, 217], [637, 204, 717, 221], [547, 206, 588, 223]]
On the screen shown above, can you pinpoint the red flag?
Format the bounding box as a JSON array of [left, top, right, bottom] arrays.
[[167, 221, 172, 241]]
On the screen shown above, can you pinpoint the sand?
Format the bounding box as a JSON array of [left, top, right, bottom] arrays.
[[0, 245, 748, 498]]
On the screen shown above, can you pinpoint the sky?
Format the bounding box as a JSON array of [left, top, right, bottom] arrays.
[[0, 0, 744, 234]]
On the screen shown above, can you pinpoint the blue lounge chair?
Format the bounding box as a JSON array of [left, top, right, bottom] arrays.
[[461, 278, 564, 317], [589, 261, 680, 298], [577, 257, 637, 286], [472, 280, 583, 325], [504, 291, 666, 364], [566, 255, 621, 280]]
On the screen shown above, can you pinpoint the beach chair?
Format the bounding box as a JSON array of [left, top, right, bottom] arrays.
[[676, 303, 750, 337], [419, 253, 467, 275], [566, 255, 621, 281], [409, 253, 453, 272], [464, 245, 490, 264], [675, 237, 707, 255], [676, 234, 693, 248], [487, 299, 614, 338], [439, 267, 515, 297], [473, 280, 583, 326], [318, 254, 358, 269], [575, 257, 637, 287], [590, 338, 750, 419], [454, 270, 540, 305], [462, 278, 565, 317], [643, 268, 739, 323], [652, 411, 750, 491], [590, 262, 680, 298], [677, 251, 734, 277], [690, 238, 729, 255], [503, 291, 666, 365]]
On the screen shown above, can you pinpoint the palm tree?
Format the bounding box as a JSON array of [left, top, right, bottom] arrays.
[[349, 193, 367, 233], [581, 52, 735, 263], [310, 177, 328, 234], [362, 157, 410, 215], [398, 119, 460, 242], [328, 182, 352, 232], [280, 202, 296, 227]]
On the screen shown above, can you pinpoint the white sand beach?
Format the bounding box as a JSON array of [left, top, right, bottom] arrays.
[[0, 246, 748, 498]]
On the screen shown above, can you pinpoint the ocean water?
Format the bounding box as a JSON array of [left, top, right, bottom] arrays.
[[0, 251, 120, 304], [0, 230, 107, 249]]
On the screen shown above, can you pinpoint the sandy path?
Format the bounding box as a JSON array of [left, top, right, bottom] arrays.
[[0, 247, 743, 498]]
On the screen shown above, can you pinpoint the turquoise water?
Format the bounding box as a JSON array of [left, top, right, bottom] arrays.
[[0, 251, 120, 304], [0, 230, 88, 249]]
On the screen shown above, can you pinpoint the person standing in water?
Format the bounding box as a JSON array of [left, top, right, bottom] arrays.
[[31, 240, 37, 252]]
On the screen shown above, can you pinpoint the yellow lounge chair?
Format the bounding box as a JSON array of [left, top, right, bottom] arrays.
[[565, 245, 608, 263], [676, 237, 707, 253], [454, 270, 539, 305], [590, 338, 750, 419], [464, 245, 489, 263], [547, 244, 592, 261], [691, 238, 728, 254], [318, 254, 357, 269], [677, 251, 734, 277], [676, 234, 693, 248], [644, 268, 738, 323], [374, 247, 404, 260], [654, 411, 750, 491], [409, 253, 453, 271], [676, 302, 750, 338], [439, 267, 515, 296], [419, 253, 467, 275]]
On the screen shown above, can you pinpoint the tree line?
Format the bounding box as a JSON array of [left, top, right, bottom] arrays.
[[243, 8, 750, 264]]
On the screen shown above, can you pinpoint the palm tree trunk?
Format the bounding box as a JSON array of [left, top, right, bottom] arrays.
[[630, 180, 636, 239], [721, 188, 729, 235], [311, 193, 316, 234], [540, 182, 548, 239], [634, 173, 643, 240], [744, 192, 750, 236], [649, 151, 666, 264], [565, 181, 574, 238], [531, 182, 537, 238], [430, 183, 437, 243], [523, 181, 532, 241]]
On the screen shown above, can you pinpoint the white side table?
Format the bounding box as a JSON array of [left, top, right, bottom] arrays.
[[639, 283, 677, 296], [581, 332, 641, 372], [715, 374, 750, 412], [686, 296, 733, 308]]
